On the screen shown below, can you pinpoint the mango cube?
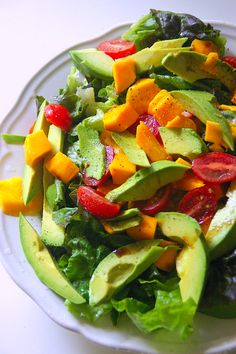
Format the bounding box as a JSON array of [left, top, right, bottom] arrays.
[[109, 152, 136, 185], [45, 152, 80, 184], [127, 214, 158, 240], [103, 103, 139, 132], [113, 57, 136, 94], [24, 130, 52, 167], [0, 177, 42, 216]]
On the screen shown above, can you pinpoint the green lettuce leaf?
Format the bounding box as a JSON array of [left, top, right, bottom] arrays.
[[112, 288, 196, 339]]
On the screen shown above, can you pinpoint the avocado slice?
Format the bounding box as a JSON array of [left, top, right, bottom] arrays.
[[103, 208, 142, 234], [70, 49, 114, 81], [89, 240, 165, 305], [162, 51, 236, 91], [159, 127, 208, 159], [41, 125, 65, 246], [111, 131, 150, 167], [171, 90, 234, 150], [206, 180, 236, 260], [23, 100, 49, 205], [106, 160, 190, 202], [155, 212, 202, 246], [156, 212, 208, 305], [19, 214, 85, 304], [150, 38, 188, 49], [130, 46, 191, 74]]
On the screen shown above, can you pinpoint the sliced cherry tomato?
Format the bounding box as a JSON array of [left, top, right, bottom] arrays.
[[82, 146, 114, 187], [128, 113, 162, 144], [222, 56, 236, 69], [77, 186, 120, 218], [98, 39, 136, 59], [135, 185, 171, 215], [44, 104, 72, 132], [192, 152, 236, 184], [177, 185, 217, 224]]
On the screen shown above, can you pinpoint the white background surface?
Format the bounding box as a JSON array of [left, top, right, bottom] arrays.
[[0, 1, 236, 354]]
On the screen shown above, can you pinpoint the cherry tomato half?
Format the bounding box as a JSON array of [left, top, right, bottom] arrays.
[[135, 185, 171, 215], [77, 186, 120, 218], [177, 185, 217, 225], [192, 152, 236, 184], [82, 146, 114, 187], [98, 39, 136, 59], [222, 56, 236, 69], [44, 104, 72, 132], [128, 113, 162, 144]]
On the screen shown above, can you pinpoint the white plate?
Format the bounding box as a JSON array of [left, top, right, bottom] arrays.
[[1, 22, 236, 354]]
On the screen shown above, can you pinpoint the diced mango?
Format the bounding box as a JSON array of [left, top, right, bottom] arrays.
[[45, 152, 80, 184], [148, 90, 184, 126], [126, 78, 160, 114], [192, 39, 218, 55], [113, 57, 136, 94], [127, 214, 157, 240], [24, 130, 52, 167], [205, 120, 223, 145], [109, 152, 136, 185], [0, 177, 42, 216], [103, 103, 139, 132], [201, 52, 219, 75], [165, 114, 197, 131], [100, 129, 120, 152], [173, 171, 205, 191], [155, 240, 178, 272], [136, 122, 168, 162], [219, 104, 236, 111], [175, 157, 192, 168]]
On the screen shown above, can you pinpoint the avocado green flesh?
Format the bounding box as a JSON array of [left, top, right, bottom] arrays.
[[104, 208, 142, 233], [162, 51, 236, 91], [176, 237, 207, 304], [159, 127, 208, 160], [70, 49, 113, 81], [89, 240, 165, 306], [106, 160, 189, 202], [19, 214, 85, 304], [171, 90, 234, 150], [131, 46, 191, 74], [41, 125, 65, 247], [2, 134, 26, 144], [156, 212, 207, 305], [155, 212, 202, 246], [23, 100, 49, 205], [150, 38, 188, 49], [111, 131, 150, 167], [206, 181, 236, 260]]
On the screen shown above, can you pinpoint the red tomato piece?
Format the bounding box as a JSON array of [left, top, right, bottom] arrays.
[[82, 146, 114, 186], [128, 113, 162, 144], [98, 39, 136, 59], [222, 56, 236, 69], [135, 185, 171, 215], [192, 152, 236, 184], [77, 186, 120, 218], [44, 104, 72, 132], [177, 185, 217, 225]]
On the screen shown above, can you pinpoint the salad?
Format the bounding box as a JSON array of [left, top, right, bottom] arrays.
[[1, 9, 236, 340]]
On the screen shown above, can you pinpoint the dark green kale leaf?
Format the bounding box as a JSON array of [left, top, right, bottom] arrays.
[[123, 10, 226, 55]]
